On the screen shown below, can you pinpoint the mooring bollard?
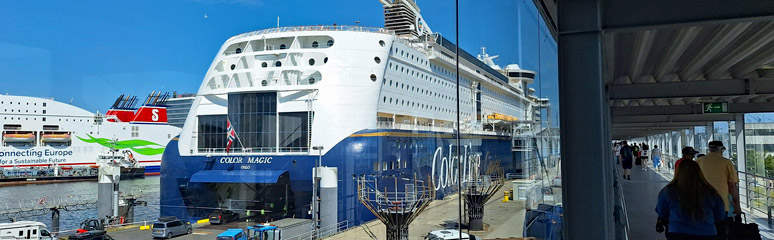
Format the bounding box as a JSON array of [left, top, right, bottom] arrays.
[[503, 191, 509, 202]]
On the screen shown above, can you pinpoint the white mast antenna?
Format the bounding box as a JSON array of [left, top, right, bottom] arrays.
[[277, 16, 280, 28]]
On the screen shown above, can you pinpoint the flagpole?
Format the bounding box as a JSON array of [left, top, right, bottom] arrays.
[[227, 117, 246, 150]]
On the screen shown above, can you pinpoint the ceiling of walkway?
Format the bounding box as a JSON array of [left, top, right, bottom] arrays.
[[534, 0, 774, 139]]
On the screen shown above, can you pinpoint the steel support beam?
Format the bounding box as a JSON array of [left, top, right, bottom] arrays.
[[734, 114, 749, 209], [707, 122, 715, 142], [602, 0, 774, 32], [613, 114, 735, 124], [559, 0, 614, 238], [611, 102, 774, 117], [609, 79, 774, 100]]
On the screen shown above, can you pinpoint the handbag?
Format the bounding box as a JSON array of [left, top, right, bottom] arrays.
[[728, 213, 761, 240]]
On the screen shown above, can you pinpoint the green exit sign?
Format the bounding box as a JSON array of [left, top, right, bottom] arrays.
[[703, 102, 728, 114]]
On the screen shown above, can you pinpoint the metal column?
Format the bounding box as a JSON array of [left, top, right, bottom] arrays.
[[734, 114, 749, 208], [558, 0, 614, 238], [706, 122, 715, 142]]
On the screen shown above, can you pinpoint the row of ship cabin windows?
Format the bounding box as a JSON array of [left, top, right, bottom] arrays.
[[431, 63, 458, 79], [3, 116, 87, 122], [232, 39, 335, 54], [393, 47, 429, 67], [483, 96, 518, 112], [4, 109, 45, 114], [389, 62, 463, 91], [482, 86, 517, 103], [382, 95, 472, 117], [383, 78, 471, 106], [0, 101, 46, 107], [484, 92, 518, 108], [229, 57, 329, 70]]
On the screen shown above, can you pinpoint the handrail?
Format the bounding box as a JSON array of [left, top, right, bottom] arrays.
[[228, 25, 395, 42], [612, 163, 630, 240], [736, 170, 774, 227]]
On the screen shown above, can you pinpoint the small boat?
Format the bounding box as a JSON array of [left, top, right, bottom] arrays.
[[96, 150, 145, 180], [3, 133, 35, 143], [41, 133, 71, 143]]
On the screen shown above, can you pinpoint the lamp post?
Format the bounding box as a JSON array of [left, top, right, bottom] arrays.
[[313, 146, 324, 168], [311, 146, 323, 239]]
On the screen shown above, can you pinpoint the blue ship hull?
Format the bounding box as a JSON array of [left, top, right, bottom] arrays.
[[160, 129, 516, 226]]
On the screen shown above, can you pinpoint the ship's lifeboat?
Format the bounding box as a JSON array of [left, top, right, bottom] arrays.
[[487, 113, 518, 122], [3, 133, 35, 143], [41, 133, 71, 143], [487, 113, 506, 120]]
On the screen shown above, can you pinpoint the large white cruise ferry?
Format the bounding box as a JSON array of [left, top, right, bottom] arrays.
[[0, 93, 181, 179], [161, 0, 543, 226]]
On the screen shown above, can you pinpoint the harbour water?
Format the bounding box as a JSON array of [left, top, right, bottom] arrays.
[[0, 176, 160, 232]]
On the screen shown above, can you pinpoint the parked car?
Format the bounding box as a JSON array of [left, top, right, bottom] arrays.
[[425, 230, 480, 240], [151, 217, 192, 239], [209, 209, 240, 225], [216, 229, 247, 240]]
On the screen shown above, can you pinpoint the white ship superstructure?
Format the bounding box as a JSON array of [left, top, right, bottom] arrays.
[[0, 95, 181, 172], [178, 0, 537, 157], [161, 0, 543, 225]]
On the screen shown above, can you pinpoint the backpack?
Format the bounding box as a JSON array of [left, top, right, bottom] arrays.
[[622, 146, 633, 160]]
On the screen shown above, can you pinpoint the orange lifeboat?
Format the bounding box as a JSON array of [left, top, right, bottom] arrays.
[[41, 133, 71, 143], [2, 133, 35, 143]]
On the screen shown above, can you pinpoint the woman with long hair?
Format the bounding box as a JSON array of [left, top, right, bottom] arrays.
[[655, 160, 725, 239]]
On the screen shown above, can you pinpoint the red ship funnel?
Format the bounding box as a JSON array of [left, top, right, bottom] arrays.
[[130, 106, 168, 124], [105, 109, 136, 122]]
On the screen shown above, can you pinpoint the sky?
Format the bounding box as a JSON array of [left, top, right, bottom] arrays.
[[0, 0, 559, 122]]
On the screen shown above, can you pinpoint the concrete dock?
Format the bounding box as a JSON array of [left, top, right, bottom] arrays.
[[78, 185, 529, 240], [328, 184, 526, 240]]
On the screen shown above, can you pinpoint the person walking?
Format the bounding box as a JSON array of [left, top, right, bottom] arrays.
[[655, 160, 726, 239], [633, 143, 642, 167], [696, 141, 741, 239], [620, 141, 634, 180], [641, 142, 650, 171], [652, 145, 662, 171], [674, 146, 699, 173]]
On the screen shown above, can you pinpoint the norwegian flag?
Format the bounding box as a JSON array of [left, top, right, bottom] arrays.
[[226, 118, 237, 153]]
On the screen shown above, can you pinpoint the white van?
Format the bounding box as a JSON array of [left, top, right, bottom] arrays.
[[0, 221, 54, 240]]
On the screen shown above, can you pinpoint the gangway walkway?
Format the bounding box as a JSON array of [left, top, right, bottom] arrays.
[[622, 165, 774, 239]]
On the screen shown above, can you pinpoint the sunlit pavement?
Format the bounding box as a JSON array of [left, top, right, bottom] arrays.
[[328, 184, 526, 240]]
